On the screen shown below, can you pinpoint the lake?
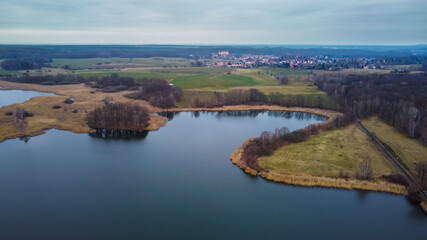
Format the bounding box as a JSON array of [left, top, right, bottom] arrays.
[[0, 94, 426, 239], [0, 89, 55, 108]]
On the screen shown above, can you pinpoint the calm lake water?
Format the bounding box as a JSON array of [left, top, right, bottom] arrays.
[[0, 89, 55, 108], [0, 94, 426, 239]]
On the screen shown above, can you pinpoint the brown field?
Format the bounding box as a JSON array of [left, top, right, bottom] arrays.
[[0, 80, 167, 142]]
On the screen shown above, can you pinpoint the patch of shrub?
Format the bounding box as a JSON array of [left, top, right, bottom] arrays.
[[5, 111, 13, 116], [63, 97, 75, 104], [407, 183, 422, 203], [52, 105, 61, 109], [381, 174, 409, 186]]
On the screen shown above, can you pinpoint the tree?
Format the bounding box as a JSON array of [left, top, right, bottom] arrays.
[[13, 108, 28, 132], [407, 183, 422, 203], [356, 157, 373, 180], [415, 160, 427, 182]]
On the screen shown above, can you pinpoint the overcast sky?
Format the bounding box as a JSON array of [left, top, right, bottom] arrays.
[[0, 0, 426, 44]]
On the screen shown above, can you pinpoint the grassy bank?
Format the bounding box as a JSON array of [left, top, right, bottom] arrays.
[[258, 124, 396, 178], [362, 116, 427, 176], [229, 133, 405, 194]]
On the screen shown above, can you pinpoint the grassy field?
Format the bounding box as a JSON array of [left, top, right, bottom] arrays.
[[258, 123, 396, 178], [0, 62, 15, 76], [150, 67, 230, 74], [362, 116, 427, 176], [176, 90, 216, 107], [171, 73, 258, 89], [0, 69, 15, 76]]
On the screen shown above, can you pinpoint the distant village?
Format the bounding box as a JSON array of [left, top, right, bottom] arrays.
[[207, 50, 419, 71]]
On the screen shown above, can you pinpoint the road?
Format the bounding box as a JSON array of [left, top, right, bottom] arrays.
[[357, 120, 427, 202]]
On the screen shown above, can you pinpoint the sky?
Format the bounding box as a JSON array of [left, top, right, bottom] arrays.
[[0, 0, 426, 45]]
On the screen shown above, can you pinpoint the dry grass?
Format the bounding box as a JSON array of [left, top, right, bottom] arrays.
[[259, 171, 405, 194], [258, 124, 396, 178], [230, 138, 258, 176], [421, 201, 427, 215], [0, 80, 167, 142], [362, 116, 427, 176]]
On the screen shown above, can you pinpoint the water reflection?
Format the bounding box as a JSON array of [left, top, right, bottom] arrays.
[[89, 129, 149, 140], [159, 110, 328, 123], [158, 111, 180, 120], [18, 136, 31, 143]]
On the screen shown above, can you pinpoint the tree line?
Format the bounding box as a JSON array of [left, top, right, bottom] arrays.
[[87, 73, 137, 92], [191, 88, 339, 110], [1, 58, 51, 71], [5, 73, 85, 85]]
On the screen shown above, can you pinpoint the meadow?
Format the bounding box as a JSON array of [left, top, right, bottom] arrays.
[[258, 123, 397, 179]]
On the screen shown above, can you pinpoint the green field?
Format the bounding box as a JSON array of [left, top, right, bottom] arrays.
[[150, 67, 230, 75], [176, 90, 217, 107], [171, 74, 258, 89]]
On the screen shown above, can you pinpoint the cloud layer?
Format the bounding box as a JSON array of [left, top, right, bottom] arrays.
[[0, 0, 426, 44]]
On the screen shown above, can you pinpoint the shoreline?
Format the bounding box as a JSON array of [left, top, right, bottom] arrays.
[[230, 139, 407, 195]]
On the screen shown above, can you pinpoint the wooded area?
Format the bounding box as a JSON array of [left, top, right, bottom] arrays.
[[86, 102, 150, 131], [315, 72, 427, 145]]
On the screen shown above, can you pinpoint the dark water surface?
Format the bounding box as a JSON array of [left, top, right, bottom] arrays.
[[0, 111, 426, 240], [0, 90, 55, 108]]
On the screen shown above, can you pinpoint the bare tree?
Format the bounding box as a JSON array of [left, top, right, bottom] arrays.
[[415, 160, 427, 182], [13, 108, 28, 132], [356, 156, 373, 180], [260, 131, 272, 149]]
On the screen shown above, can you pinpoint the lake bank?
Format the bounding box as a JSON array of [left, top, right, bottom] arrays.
[[230, 126, 407, 195]]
